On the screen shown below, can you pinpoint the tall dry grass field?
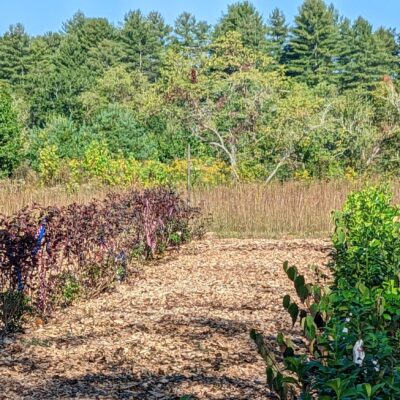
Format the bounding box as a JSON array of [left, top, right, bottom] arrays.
[[192, 180, 400, 238], [1, 180, 398, 238], [0, 183, 111, 215]]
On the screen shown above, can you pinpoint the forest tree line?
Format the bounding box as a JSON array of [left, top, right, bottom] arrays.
[[0, 0, 399, 186]]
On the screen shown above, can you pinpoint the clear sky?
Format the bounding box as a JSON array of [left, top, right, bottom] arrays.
[[1, 0, 399, 36]]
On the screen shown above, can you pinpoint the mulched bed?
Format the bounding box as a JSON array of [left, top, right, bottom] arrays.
[[0, 238, 331, 399]]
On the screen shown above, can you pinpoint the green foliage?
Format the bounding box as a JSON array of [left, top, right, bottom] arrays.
[[121, 10, 171, 80], [0, 85, 22, 176], [286, 0, 339, 85], [253, 272, 400, 398], [37, 144, 61, 185], [29, 116, 81, 162], [251, 187, 400, 399], [0, 291, 30, 333], [60, 274, 81, 306], [0, 24, 30, 86], [54, 153, 230, 189], [172, 12, 210, 56], [266, 8, 289, 64], [88, 105, 157, 159], [214, 1, 268, 50], [332, 186, 400, 287], [0, 2, 399, 181], [339, 18, 397, 91]]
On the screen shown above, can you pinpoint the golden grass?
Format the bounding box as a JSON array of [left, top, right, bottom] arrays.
[[192, 180, 400, 239], [0, 182, 111, 215], [1, 180, 398, 239]]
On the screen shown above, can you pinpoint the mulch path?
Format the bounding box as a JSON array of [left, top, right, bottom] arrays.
[[0, 238, 331, 400]]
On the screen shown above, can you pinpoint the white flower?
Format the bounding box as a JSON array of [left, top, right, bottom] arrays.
[[353, 339, 365, 366], [342, 327, 349, 334], [372, 359, 380, 372], [345, 317, 351, 323]]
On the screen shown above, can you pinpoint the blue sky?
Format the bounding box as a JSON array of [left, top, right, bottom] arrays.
[[1, 0, 399, 36]]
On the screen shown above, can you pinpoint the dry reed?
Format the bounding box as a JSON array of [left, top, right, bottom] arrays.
[[0, 183, 111, 215], [1, 180, 398, 239], [192, 180, 400, 239]]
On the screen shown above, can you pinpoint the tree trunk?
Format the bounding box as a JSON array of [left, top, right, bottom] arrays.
[[265, 153, 289, 184], [229, 143, 240, 181]]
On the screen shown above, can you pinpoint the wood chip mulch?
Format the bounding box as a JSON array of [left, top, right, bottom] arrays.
[[0, 238, 331, 400]]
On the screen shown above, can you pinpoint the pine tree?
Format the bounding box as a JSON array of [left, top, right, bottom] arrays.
[[339, 17, 397, 91], [213, 1, 267, 51], [52, 33, 95, 120], [0, 24, 30, 87], [286, 0, 339, 86], [24, 34, 59, 125], [121, 10, 171, 80], [266, 8, 289, 64], [375, 27, 398, 78], [172, 12, 210, 55], [63, 12, 117, 75]]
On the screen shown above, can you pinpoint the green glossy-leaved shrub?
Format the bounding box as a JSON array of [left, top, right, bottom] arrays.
[[332, 186, 400, 287], [251, 187, 400, 399]]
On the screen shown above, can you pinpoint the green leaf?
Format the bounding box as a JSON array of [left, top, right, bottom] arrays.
[[282, 376, 298, 384], [266, 367, 274, 386], [287, 302, 299, 326], [294, 274, 305, 290], [327, 378, 342, 396], [363, 383, 372, 398], [336, 227, 346, 244], [283, 261, 289, 272], [383, 313, 391, 321], [357, 282, 368, 295], [276, 332, 285, 346], [283, 294, 291, 309], [287, 266, 298, 282], [309, 302, 319, 316], [304, 315, 317, 340], [297, 285, 309, 303]]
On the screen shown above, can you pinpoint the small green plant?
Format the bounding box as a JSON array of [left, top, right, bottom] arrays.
[[61, 274, 81, 306], [24, 337, 51, 347], [0, 291, 31, 333], [130, 244, 146, 260]]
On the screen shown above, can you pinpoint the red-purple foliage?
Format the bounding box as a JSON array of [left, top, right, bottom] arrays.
[[0, 188, 199, 316]]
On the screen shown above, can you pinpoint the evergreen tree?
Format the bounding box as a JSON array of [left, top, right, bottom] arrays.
[[286, 0, 339, 85], [339, 17, 397, 90], [24, 34, 59, 125], [62, 10, 86, 34], [51, 33, 95, 120], [375, 27, 398, 78], [87, 38, 124, 72], [375, 27, 398, 56], [266, 8, 289, 64], [172, 12, 210, 55], [0, 85, 21, 175], [214, 1, 267, 50], [0, 24, 30, 87], [63, 12, 117, 75], [121, 10, 171, 80]]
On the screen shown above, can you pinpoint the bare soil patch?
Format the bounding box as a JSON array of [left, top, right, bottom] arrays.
[[0, 239, 331, 399]]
